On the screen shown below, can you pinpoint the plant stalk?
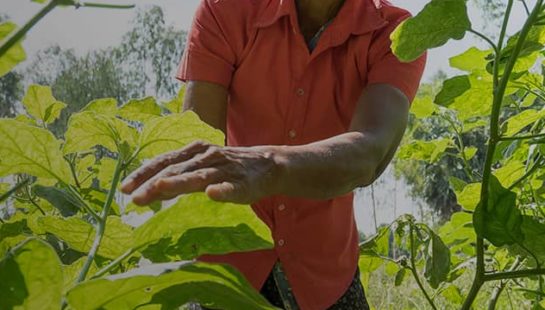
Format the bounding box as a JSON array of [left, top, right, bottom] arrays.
[[76, 157, 124, 283], [484, 268, 545, 281], [0, 0, 58, 58], [463, 0, 542, 309], [409, 224, 438, 310]]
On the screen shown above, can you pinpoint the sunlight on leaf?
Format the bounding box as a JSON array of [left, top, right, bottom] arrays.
[[0, 22, 26, 77]]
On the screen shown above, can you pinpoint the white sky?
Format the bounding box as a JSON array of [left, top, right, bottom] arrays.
[[0, 0, 532, 233]]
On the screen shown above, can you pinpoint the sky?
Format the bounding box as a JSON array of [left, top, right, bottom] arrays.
[[0, 0, 532, 233]]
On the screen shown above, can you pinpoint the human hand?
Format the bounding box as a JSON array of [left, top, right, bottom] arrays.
[[120, 141, 281, 205]]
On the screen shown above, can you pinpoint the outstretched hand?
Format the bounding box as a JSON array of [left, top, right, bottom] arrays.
[[120, 141, 281, 205]]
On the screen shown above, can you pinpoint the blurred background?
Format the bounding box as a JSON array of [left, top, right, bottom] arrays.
[[1, 0, 523, 236]]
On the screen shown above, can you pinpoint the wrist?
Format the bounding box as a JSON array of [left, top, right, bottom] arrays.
[[259, 145, 291, 197]]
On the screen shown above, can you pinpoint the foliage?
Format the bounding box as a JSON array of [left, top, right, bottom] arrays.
[[366, 0, 545, 309], [0, 84, 276, 309]]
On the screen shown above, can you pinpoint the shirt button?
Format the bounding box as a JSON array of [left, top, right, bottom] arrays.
[[288, 130, 297, 139], [278, 204, 286, 211], [278, 239, 285, 246], [296, 88, 305, 96]]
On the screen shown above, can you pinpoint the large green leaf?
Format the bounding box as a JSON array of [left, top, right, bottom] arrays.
[[473, 176, 523, 247], [0, 239, 63, 310], [33, 185, 81, 217], [502, 109, 545, 137], [0, 22, 26, 77], [64, 111, 137, 154], [62, 257, 98, 293], [390, 0, 470, 62], [511, 216, 545, 264], [66, 262, 277, 310], [118, 97, 162, 122], [438, 212, 474, 251], [493, 161, 525, 189], [164, 86, 186, 114], [435, 75, 471, 106], [0, 119, 72, 183], [138, 111, 224, 159], [22, 85, 66, 125], [410, 95, 437, 118], [133, 193, 273, 258], [38, 216, 133, 259], [423, 229, 451, 289], [456, 183, 481, 211], [81, 98, 118, 114], [449, 47, 491, 73]]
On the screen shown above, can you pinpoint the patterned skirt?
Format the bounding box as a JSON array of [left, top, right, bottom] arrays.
[[197, 262, 370, 310]]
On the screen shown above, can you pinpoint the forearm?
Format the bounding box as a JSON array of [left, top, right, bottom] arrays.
[[270, 131, 391, 200]]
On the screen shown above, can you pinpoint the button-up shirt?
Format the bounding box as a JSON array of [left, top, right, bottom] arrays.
[[177, 0, 426, 308]]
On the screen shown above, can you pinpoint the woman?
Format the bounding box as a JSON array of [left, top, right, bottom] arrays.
[[121, 0, 426, 308]]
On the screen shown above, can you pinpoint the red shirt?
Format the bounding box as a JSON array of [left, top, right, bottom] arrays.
[[178, 0, 425, 308]]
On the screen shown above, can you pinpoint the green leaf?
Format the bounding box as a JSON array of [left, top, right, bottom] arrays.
[[359, 225, 391, 257], [394, 268, 407, 286], [449, 47, 492, 72], [62, 257, 98, 293], [463, 146, 478, 160], [410, 95, 436, 118], [441, 285, 464, 305], [0, 22, 26, 77], [81, 98, 118, 114], [33, 185, 81, 217], [138, 111, 224, 159], [64, 111, 137, 154], [358, 254, 384, 273], [66, 262, 277, 310], [0, 119, 72, 183], [457, 183, 481, 211], [462, 119, 488, 133], [509, 216, 545, 264], [397, 138, 451, 163], [133, 194, 273, 258], [390, 0, 470, 62], [448, 72, 502, 121], [22, 85, 67, 125], [423, 229, 451, 288], [438, 212, 474, 251], [494, 161, 525, 188], [39, 216, 133, 259], [473, 175, 523, 247], [502, 109, 545, 137], [435, 75, 471, 106], [118, 97, 162, 122], [164, 86, 185, 114], [0, 239, 63, 310]]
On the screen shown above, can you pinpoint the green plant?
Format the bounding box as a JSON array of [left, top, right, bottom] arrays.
[[0, 85, 278, 308], [358, 0, 545, 309]]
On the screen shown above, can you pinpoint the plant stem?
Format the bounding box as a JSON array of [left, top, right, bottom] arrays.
[[91, 248, 136, 279], [0, 178, 30, 204], [463, 0, 543, 308], [76, 157, 124, 283], [488, 258, 521, 310], [484, 268, 545, 281], [469, 29, 498, 54], [0, 0, 58, 58], [409, 224, 438, 310], [80, 2, 135, 9], [499, 133, 545, 141]]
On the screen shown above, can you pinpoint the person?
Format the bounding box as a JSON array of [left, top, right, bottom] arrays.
[[121, 0, 426, 308]]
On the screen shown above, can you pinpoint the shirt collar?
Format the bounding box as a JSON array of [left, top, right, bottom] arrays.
[[254, 0, 388, 36]]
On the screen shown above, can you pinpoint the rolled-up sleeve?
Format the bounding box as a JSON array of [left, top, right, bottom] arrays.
[[177, 0, 237, 88], [366, 15, 426, 103]]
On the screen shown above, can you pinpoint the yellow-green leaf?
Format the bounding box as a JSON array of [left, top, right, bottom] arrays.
[[0, 22, 26, 77], [502, 109, 545, 137], [449, 47, 491, 72], [410, 96, 436, 118], [138, 111, 224, 159], [118, 97, 162, 122], [0, 119, 71, 183], [22, 85, 66, 125]]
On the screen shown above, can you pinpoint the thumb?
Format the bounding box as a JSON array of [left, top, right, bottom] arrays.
[[206, 182, 243, 203]]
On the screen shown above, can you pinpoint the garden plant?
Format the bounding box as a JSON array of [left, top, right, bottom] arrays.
[[1, 0, 545, 309]]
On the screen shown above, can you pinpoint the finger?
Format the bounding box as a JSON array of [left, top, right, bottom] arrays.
[[131, 167, 224, 205], [121, 141, 209, 194], [205, 181, 246, 203]]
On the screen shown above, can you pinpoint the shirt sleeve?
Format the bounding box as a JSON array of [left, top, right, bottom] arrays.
[[366, 15, 426, 103], [176, 0, 238, 88]]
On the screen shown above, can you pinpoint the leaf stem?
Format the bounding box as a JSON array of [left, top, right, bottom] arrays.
[[499, 133, 545, 141], [0, 0, 58, 58], [468, 29, 498, 54], [487, 258, 521, 310], [0, 178, 30, 204], [79, 2, 135, 9], [76, 156, 124, 283], [484, 268, 545, 281], [91, 248, 136, 279], [409, 224, 437, 310]]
